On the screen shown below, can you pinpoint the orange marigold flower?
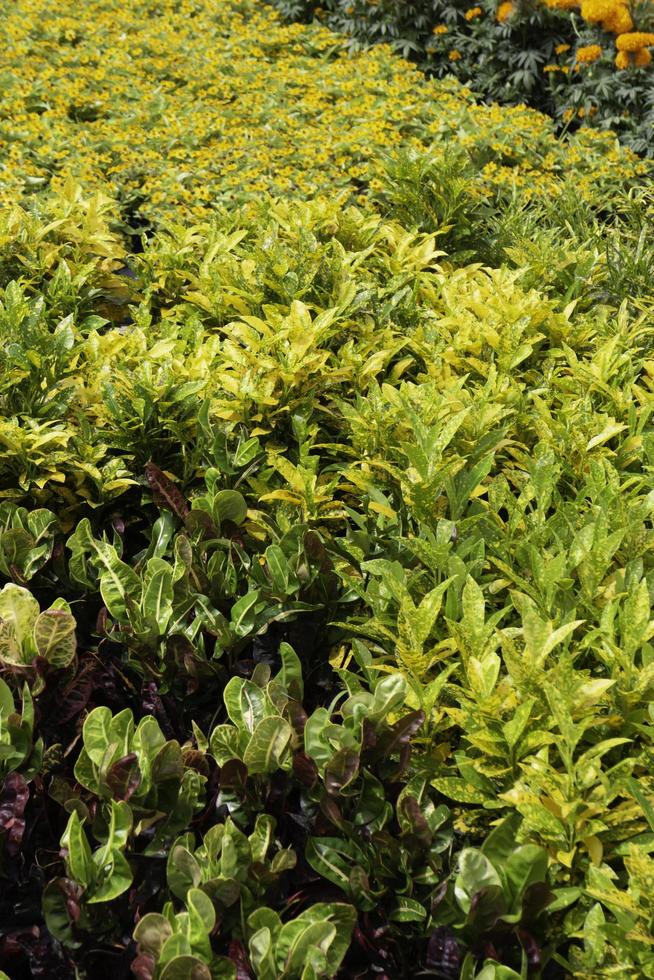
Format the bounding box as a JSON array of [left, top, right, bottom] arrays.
[[465, 5, 482, 18], [432, 23, 448, 33], [546, 0, 578, 10], [577, 44, 602, 62], [449, 49, 462, 60], [580, 0, 615, 23], [615, 49, 631, 67], [615, 32, 654, 50], [555, 43, 571, 53], [602, 6, 633, 32], [496, 0, 515, 20], [634, 47, 653, 66]]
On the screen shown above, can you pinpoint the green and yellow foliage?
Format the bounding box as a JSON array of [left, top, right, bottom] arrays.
[[2, 0, 654, 977]]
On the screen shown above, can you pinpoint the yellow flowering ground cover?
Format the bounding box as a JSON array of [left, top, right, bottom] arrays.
[[0, 0, 649, 226]]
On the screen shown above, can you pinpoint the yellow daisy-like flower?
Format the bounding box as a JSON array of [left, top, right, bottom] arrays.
[[615, 32, 654, 51], [432, 24, 448, 34], [576, 44, 602, 63], [449, 49, 462, 60], [465, 6, 482, 19]]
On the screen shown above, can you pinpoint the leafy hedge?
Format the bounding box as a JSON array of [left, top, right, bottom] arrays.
[[2, 165, 654, 976], [270, 0, 654, 154], [3, 1, 654, 978]]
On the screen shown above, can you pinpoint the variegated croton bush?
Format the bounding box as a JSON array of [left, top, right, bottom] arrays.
[[1, 0, 654, 978]]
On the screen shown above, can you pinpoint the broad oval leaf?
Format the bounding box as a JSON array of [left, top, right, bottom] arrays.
[[243, 715, 292, 774]]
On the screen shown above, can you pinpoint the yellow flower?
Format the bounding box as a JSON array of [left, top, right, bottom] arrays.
[[465, 6, 482, 19], [449, 49, 462, 60], [543, 64, 560, 72], [546, 0, 579, 10], [432, 24, 448, 34], [615, 49, 631, 68], [496, 1, 515, 21], [576, 44, 602, 63], [615, 32, 654, 51], [563, 108, 575, 121], [555, 43, 571, 53]]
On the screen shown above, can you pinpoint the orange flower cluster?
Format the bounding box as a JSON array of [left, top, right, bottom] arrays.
[[496, 1, 515, 21], [576, 44, 603, 63], [580, 0, 633, 34], [615, 48, 651, 66], [615, 31, 654, 50], [465, 5, 483, 19]]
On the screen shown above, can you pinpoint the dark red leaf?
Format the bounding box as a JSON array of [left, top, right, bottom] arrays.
[[426, 927, 461, 980], [58, 878, 84, 924], [106, 753, 141, 801], [519, 929, 542, 969], [131, 952, 156, 980], [325, 748, 360, 796], [397, 794, 432, 847], [144, 462, 189, 519], [286, 699, 308, 735], [292, 751, 318, 788], [228, 939, 254, 980], [378, 710, 425, 756], [0, 772, 29, 855], [220, 759, 248, 792]]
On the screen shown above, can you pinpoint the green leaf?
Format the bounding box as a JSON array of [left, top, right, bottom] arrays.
[[503, 844, 548, 911], [0, 583, 39, 662], [454, 849, 502, 914], [230, 591, 262, 637], [249, 813, 275, 864], [213, 490, 247, 526], [305, 837, 366, 895], [0, 676, 15, 718], [277, 641, 304, 699], [33, 608, 77, 667], [141, 556, 175, 633], [243, 715, 292, 774], [220, 818, 251, 882], [281, 920, 336, 976], [61, 810, 95, 888], [159, 956, 212, 980], [210, 724, 246, 765], [168, 845, 202, 900], [134, 912, 173, 956], [249, 926, 276, 980], [89, 847, 132, 903], [388, 896, 427, 922], [186, 887, 215, 957]]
